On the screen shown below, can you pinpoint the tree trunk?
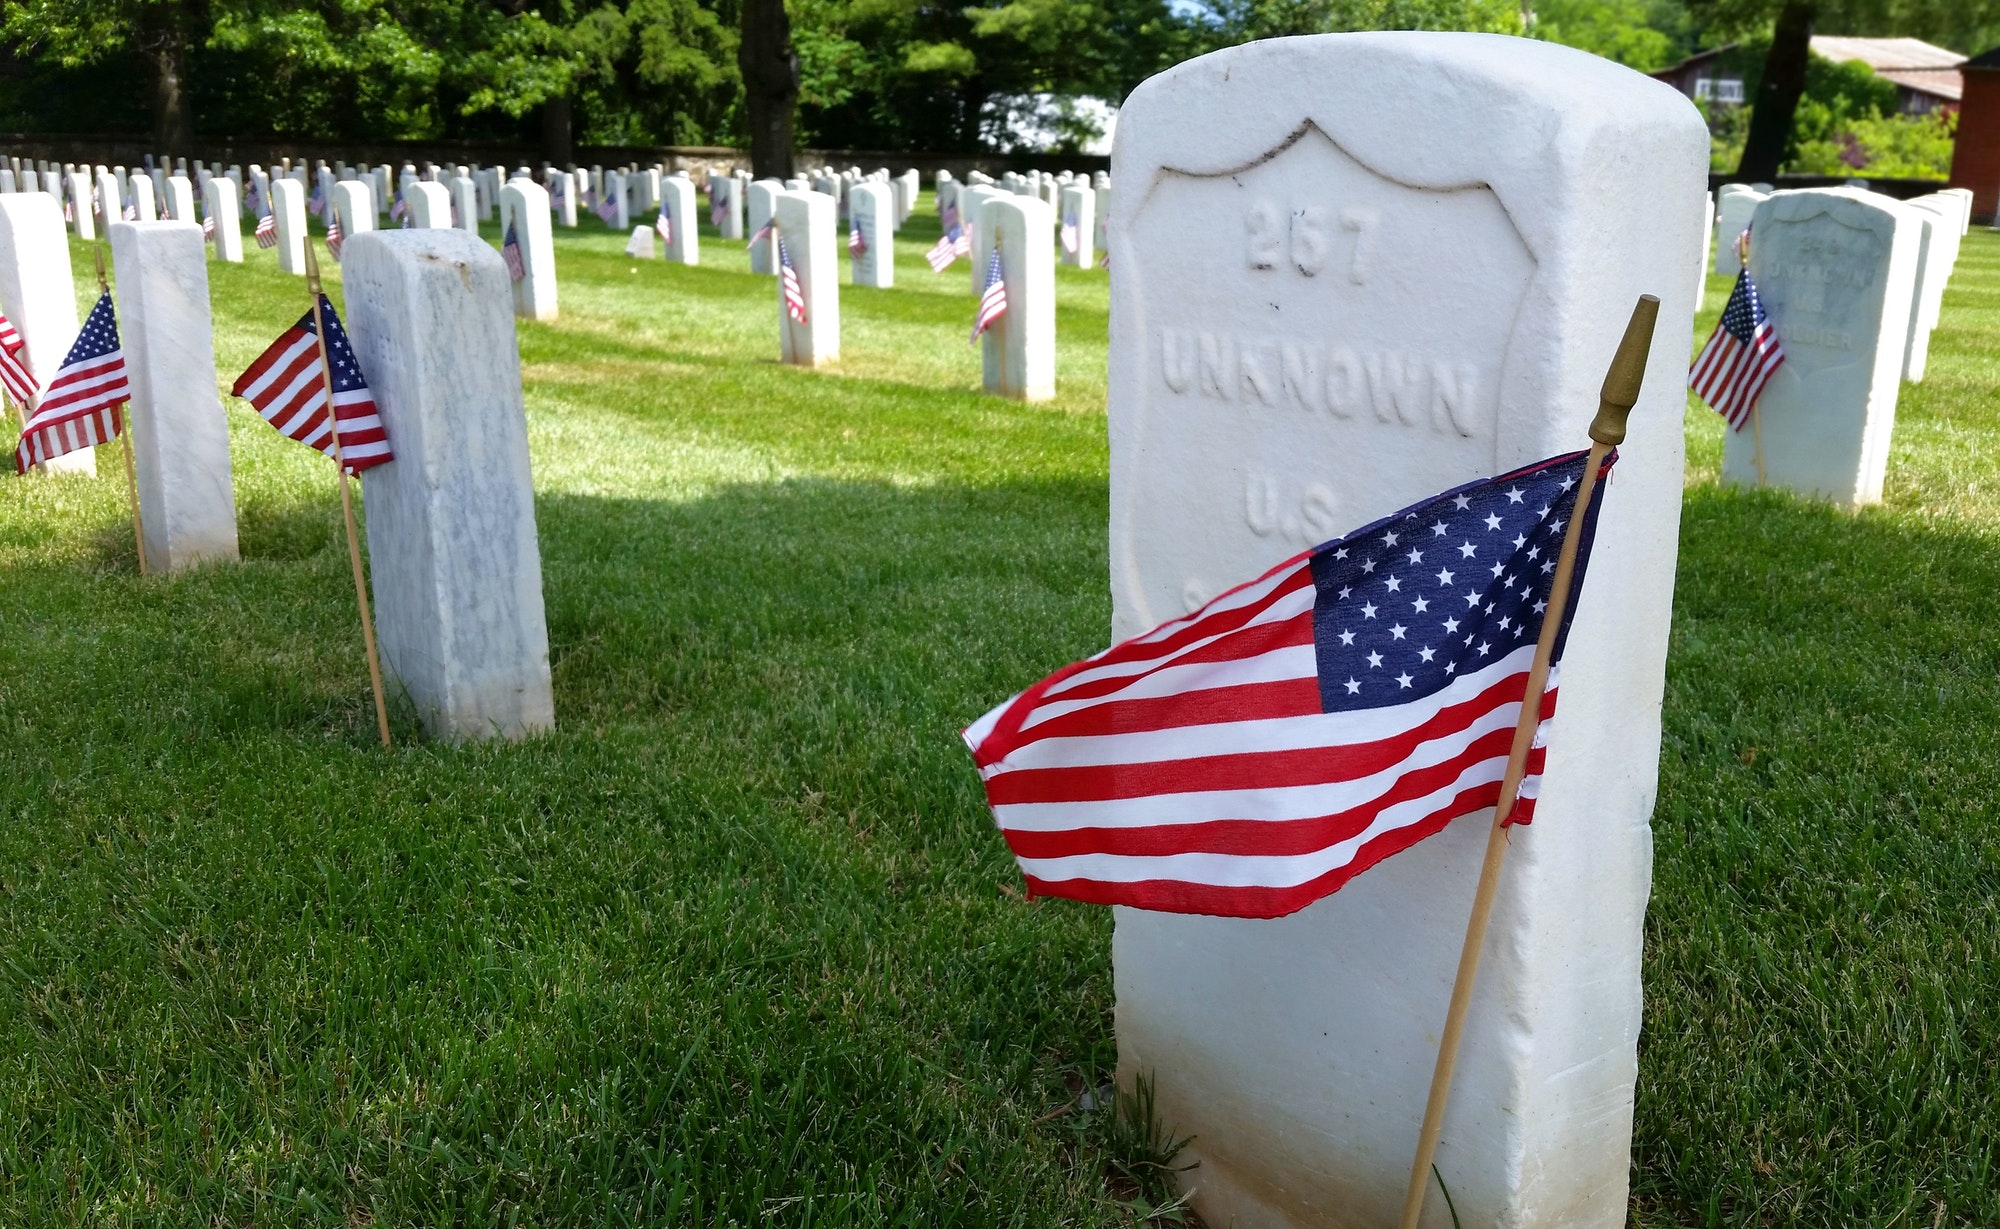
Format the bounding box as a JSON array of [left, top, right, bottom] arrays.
[[542, 96, 574, 164], [148, 30, 194, 153], [738, 0, 798, 180], [1736, 0, 1815, 182]]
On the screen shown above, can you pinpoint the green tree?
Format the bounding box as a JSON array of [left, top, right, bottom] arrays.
[[1527, 0, 1688, 71]]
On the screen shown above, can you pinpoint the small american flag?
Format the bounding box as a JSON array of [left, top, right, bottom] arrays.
[[0, 310, 38, 405], [848, 220, 867, 258], [1099, 248, 1110, 270], [655, 204, 672, 245], [326, 216, 344, 262], [964, 449, 1612, 918], [1689, 268, 1784, 430], [502, 223, 525, 282], [779, 238, 807, 324], [14, 293, 128, 473], [122, 198, 137, 221], [971, 248, 1007, 342], [747, 221, 774, 249], [230, 295, 392, 475], [1060, 211, 1078, 255], [244, 179, 263, 216], [255, 208, 278, 248], [309, 182, 327, 218], [711, 195, 726, 227], [596, 194, 619, 225], [926, 226, 963, 273], [202, 212, 216, 241]]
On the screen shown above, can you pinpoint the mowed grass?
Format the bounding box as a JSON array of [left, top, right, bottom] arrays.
[[0, 200, 1990, 1225]]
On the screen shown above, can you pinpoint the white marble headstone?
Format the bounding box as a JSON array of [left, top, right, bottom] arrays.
[[499, 180, 557, 322], [203, 175, 244, 262], [1722, 188, 1920, 507], [748, 180, 781, 275], [773, 189, 838, 366], [108, 220, 240, 571], [1107, 32, 1704, 1229], [977, 194, 1054, 401], [848, 181, 894, 289], [0, 193, 94, 473], [341, 228, 555, 741], [659, 175, 697, 265]]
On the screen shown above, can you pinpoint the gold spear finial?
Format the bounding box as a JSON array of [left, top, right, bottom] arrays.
[[1589, 293, 1660, 446]]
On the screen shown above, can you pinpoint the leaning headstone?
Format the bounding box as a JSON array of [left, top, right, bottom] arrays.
[[499, 179, 557, 322], [624, 225, 655, 258], [108, 219, 239, 571], [773, 188, 838, 366], [1059, 183, 1095, 268], [0, 193, 94, 474], [340, 227, 555, 741], [408, 181, 452, 229], [977, 194, 1054, 400], [203, 175, 244, 262], [849, 181, 894, 289], [270, 177, 308, 273], [748, 179, 781, 275], [659, 175, 697, 264], [1107, 32, 1705, 1229], [1722, 188, 1920, 506]]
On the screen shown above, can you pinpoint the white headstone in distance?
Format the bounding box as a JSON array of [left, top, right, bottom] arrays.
[[894, 169, 919, 224], [0, 170, 13, 193], [1094, 181, 1111, 254], [748, 179, 781, 274], [1939, 186, 1972, 235], [715, 174, 745, 239], [371, 167, 390, 218], [0, 193, 94, 474], [773, 189, 838, 366], [95, 169, 120, 229], [659, 175, 697, 265], [937, 178, 962, 219], [1749, 180, 1773, 192], [1107, 32, 1705, 1229], [67, 167, 95, 239], [548, 171, 576, 228], [449, 175, 477, 232], [1899, 203, 1943, 383], [499, 179, 556, 322], [165, 175, 195, 226], [1722, 188, 1920, 507], [342, 227, 554, 741], [19, 170, 36, 193], [270, 177, 307, 274], [333, 179, 376, 247], [108, 220, 240, 571], [202, 175, 244, 262], [1059, 183, 1095, 268], [1712, 186, 1764, 274], [407, 181, 452, 229], [624, 225, 655, 259], [977, 193, 1054, 401], [849, 181, 894, 289]]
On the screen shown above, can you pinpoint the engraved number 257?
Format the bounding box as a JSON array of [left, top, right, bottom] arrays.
[[1245, 201, 1378, 284]]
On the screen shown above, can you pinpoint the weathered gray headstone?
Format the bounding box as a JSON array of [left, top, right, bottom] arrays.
[[342, 228, 555, 741]]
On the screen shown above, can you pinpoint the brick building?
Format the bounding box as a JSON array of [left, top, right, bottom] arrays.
[[1948, 48, 2000, 223]]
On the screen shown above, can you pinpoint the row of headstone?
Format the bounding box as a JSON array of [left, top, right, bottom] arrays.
[[936, 167, 1113, 271], [0, 189, 552, 743], [1715, 183, 1974, 506]]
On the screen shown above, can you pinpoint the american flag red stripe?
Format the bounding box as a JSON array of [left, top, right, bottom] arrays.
[[848, 222, 867, 258], [780, 238, 807, 323], [1689, 268, 1784, 430], [326, 217, 344, 262], [230, 295, 391, 474], [14, 293, 128, 473], [0, 311, 33, 406], [656, 205, 673, 244], [964, 450, 1608, 918], [972, 248, 1007, 342], [255, 211, 278, 248]]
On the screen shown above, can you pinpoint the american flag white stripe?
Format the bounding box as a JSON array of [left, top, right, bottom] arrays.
[[230, 297, 391, 474], [0, 312, 34, 404], [1689, 268, 1784, 430], [972, 248, 1007, 342], [14, 294, 129, 473], [780, 239, 807, 324]]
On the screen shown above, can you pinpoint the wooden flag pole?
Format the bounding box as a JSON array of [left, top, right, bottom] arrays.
[[96, 247, 146, 576], [1396, 293, 1661, 1229], [1740, 233, 1768, 487], [303, 239, 393, 750]]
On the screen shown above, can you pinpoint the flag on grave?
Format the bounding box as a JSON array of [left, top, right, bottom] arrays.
[[244, 178, 263, 217], [779, 238, 807, 324], [230, 294, 392, 475], [655, 203, 673, 245], [0, 310, 38, 405], [326, 216, 344, 262], [596, 193, 619, 225], [971, 248, 1007, 342], [748, 221, 774, 249], [1060, 211, 1079, 256], [711, 193, 726, 228], [926, 226, 964, 273], [1689, 266, 1783, 431], [502, 223, 526, 282], [255, 206, 278, 249], [848, 220, 867, 258], [202, 210, 216, 240], [14, 293, 129, 473], [962, 449, 1614, 919], [308, 181, 327, 218]]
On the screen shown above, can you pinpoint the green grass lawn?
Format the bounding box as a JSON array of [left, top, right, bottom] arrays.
[[0, 201, 1992, 1226]]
